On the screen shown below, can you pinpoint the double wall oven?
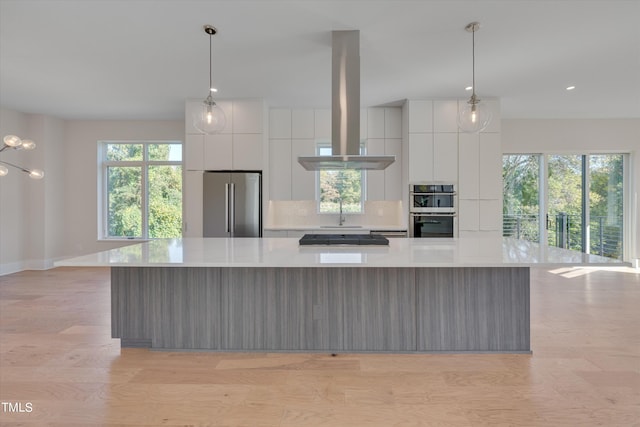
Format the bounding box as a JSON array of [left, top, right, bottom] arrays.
[[409, 183, 457, 238]]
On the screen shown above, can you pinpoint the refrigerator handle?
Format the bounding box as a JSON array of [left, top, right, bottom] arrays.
[[230, 182, 236, 236], [225, 183, 230, 233]]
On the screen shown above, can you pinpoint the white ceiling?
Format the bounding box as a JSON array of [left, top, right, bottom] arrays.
[[1, 0, 639, 121]]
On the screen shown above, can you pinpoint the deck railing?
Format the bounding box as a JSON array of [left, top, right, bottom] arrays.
[[503, 213, 623, 260]]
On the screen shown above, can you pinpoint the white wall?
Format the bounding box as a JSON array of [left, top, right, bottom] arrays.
[[28, 115, 66, 269], [0, 110, 69, 274], [0, 109, 30, 274], [1, 109, 185, 275], [502, 119, 640, 262], [63, 119, 184, 256]]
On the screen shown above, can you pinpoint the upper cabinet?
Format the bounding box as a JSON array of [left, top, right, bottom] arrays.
[[232, 99, 263, 134], [185, 98, 266, 171], [433, 100, 458, 133], [407, 100, 433, 133]]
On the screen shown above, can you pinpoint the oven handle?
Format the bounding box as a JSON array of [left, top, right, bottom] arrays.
[[410, 192, 457, 196], [410, 212, 457, 216]]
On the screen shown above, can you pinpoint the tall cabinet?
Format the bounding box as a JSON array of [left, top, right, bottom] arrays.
[[184, 99, 267, 237], [403, 98, 502, 237]]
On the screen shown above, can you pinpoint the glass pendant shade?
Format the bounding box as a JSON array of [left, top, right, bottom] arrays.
[[21, 139, 36, 150], [0, 165, 8, 176], [28, 169, 44, 179], [193, 96, 226, 134], [458, 98, 492, 133], [4, 135, 22, 147]]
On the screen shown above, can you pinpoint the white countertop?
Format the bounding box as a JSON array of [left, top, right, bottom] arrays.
[[55, 237, 628, 268], [264, 225, 407, 231]]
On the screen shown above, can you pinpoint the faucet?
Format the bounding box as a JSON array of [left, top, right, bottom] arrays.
[[338, 198, 346, 226]]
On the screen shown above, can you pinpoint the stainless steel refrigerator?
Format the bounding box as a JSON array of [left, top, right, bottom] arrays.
[[203, 171, 262, 237]]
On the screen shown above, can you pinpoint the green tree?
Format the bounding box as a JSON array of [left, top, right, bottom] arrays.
[[320, 169, 362, 212], [106, 143, 182, 238]]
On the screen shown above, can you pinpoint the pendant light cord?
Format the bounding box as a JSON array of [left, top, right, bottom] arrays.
[[471, 26, 476, 98], [209, 32, 213, 92]]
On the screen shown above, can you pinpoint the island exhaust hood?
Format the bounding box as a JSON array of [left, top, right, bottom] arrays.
[[298, 30, 395, 171]]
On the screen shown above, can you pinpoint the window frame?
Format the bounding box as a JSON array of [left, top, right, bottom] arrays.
[[502, 151, 628, 260], [99, 141, 183, 240], [315, 141, 366, 214]]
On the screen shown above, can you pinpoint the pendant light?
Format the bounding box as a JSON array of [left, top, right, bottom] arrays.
[[457, 22, 492, 133], [193, 25, 226, 134]]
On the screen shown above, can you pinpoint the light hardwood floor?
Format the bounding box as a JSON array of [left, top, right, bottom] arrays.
[[0, 266, 638, 426]]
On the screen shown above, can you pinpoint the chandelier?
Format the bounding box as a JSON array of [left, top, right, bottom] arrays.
[[0, 135, 45, 179]]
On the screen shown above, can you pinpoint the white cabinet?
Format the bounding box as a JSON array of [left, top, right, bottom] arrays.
[[458, 199, 479, 231], [291, 139, 316, 200], [291, 109, 314, 139], [408, 133, 434, 182], [360, 108, 368, 139], [232, 99, 263, 134], [233, 134, 263, 170], [366, 139, 385, 201], [185, 134, 204, 171], [269, 139, 292, 200], [269, 109, 292, 139], [203, 134, 233, 170], [407, 100, 433, 133], [479, 133, 502, 200], [366, 108, 402, 201], [433, 100, 459, 133], [479, 200, 501, 231], [183, 171, 203, 237], [385, 108, 402, 138], [187, 99, 265, 171], [433, 133, 458, 182], [314, 109, 331, 140], [384, 138, 402, 200], [200, 132, 262, 170], [367, 108, 385, 139], [482, 99, 501, 133], [458, 133, 480, 199]]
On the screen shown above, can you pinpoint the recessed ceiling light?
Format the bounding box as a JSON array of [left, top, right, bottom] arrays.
[[465, 86, 473, 91], [566, 86, 576, 91]]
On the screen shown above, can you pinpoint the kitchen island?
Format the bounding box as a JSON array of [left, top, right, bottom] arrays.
[[56, 237, 624, 353]]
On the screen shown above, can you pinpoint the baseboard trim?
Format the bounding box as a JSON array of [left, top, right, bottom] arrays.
[[1, 257, 62, 276]]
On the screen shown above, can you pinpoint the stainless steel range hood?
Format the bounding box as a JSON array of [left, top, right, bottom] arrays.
[[298, 30, 395, 171]]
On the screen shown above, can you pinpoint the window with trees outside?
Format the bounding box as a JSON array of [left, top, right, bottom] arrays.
[[503, 153, 625, 260], [317, 144, 365, 213], [100, 142, 183, 239]]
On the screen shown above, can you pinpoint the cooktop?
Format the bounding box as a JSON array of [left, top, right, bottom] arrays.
[[299, 234, 390, 246]]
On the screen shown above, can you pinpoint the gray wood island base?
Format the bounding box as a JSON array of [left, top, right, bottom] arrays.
[[111, 266, 530, 353], [56, 238, 623, 354]]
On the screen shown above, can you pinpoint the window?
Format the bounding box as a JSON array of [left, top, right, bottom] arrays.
[[503, 153, 626, 260], [317, 144, 365, 213], [100, 142, 183, 239]]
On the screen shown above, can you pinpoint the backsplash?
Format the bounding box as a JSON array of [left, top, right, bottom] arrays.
[[266, 200, 406, 228]]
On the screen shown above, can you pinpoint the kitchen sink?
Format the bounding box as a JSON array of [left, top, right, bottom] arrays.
[[319, 225, 363, 228]]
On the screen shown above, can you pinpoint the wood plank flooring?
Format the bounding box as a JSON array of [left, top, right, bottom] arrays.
[[0, 266, 638, 426]]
